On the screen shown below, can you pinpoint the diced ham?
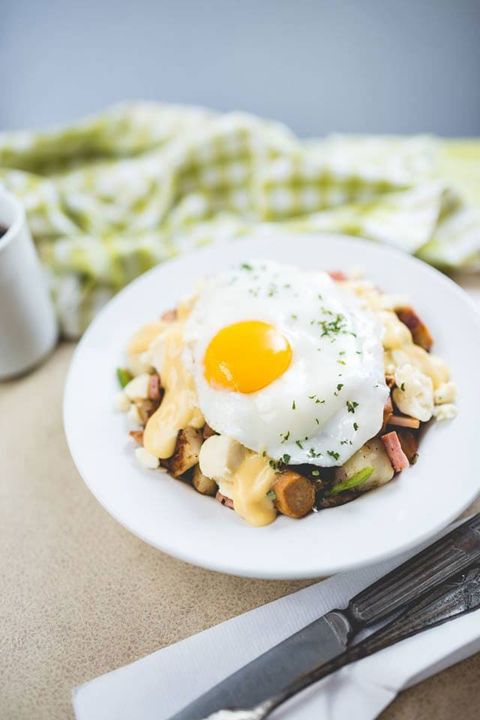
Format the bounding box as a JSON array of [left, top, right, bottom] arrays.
[[148, 373, 162, 401], [388, 414, 420, 430], [216, 491, 234, 509], [395, 306, 433, 351], [328, 270, 347, 281], [129, 430, 144, 445], [160, 308, 177, 322], [381, 431, 410, 472]]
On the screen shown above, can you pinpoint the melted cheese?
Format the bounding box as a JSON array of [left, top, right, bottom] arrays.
[[143, 323, 204, 458], [127, 321, 166, 355], [231, 453, 277, 527]]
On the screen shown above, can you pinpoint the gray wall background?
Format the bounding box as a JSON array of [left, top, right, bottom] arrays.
[[2, 0, 479, 137]]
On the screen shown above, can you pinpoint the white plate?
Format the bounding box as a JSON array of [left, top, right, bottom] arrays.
[[64, 233, 480, 579]]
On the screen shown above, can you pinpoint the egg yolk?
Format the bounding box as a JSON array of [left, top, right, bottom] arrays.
[[204, 320, 292, 393]]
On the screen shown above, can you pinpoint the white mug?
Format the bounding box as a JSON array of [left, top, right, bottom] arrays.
[[0, 188, 58, 379]]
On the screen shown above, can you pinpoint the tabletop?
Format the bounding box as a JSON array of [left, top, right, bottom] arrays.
[[2, 273, 480, 720]]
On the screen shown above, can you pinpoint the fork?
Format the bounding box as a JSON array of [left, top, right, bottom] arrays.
[[203, 565, 480, 720]]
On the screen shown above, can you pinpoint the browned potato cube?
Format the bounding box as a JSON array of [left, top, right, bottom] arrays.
[[202, 423, 217, 439], [397, 430, 419, 464], [192, 465, 218, 496], [395, 306, 433, 351], [165, 427, 203, 477], [273, 471, 315, 519]]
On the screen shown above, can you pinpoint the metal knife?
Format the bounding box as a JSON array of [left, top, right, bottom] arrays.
[[170, 513, 480, 720]]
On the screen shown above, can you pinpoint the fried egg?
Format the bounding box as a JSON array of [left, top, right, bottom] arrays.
[[184, 260, 389, 466]]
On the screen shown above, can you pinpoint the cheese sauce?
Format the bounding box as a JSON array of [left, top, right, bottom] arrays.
[[143, 323, 204, 458], [231, 453, 277, 527]]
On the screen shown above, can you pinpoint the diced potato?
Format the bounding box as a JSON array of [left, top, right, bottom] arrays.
[[199, 434, 246, 482], [383, 396, 393, 429], [165, 427, 203, 477], [192, 465, 218, 496], [393, 364, 433, 422], [380, 311, 412, 350], [135, 447, 160, 470], [397, 430, 418, 464], [334, 438, 394, 492], [202, 423, 217, 439], [135, 398, 161, 425], [434, 381, 456, 405], [395, 306, 433, 351], [124, 373, 150, 401], [273, 471, 315, 519]]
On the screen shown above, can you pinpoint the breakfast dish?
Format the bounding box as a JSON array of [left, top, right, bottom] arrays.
[[115, 260, 457, 527]]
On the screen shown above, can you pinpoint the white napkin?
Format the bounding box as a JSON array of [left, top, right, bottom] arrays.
[[73, 533, 480, 720]]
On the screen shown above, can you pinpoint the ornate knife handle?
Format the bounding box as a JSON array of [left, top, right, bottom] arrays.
[[352, 564, 480, 660], [346, 514, 480, 627], [262, 564, 480, 718]]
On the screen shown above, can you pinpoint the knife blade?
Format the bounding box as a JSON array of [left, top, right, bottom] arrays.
[[170, 513, 480, 719]]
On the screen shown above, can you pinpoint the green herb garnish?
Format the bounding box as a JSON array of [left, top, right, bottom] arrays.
[[347, 400, 359, 413], [327, 450, 340, 461]]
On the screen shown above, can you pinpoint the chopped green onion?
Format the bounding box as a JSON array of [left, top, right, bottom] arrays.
[[330, 466, 374, 495], [116, 367, 133, 388]]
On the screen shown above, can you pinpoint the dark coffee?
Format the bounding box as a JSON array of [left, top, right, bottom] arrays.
[[0, 225, 7, 239]]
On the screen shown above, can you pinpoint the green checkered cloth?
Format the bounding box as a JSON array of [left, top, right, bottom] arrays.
[[0, 102, 479, 337]]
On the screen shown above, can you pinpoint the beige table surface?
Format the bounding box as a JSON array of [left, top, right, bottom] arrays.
[[2, 274, 480, 720]]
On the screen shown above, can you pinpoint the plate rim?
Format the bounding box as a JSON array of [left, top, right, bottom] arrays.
[[64, 232, 480, 579]]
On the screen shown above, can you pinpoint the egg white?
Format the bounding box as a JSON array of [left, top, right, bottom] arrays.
[[184, 260, 389, 466]]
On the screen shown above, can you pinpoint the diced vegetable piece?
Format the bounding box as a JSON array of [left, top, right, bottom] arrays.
[[148, 373, 162, 401], [135, 447, 160, 470], [165, 427, 203, 477], [160, 308, 178, 322], [381, 431, 410, 472], [202, 423, 217, 439], [116, 367, 133, 388], [388, 414, 420, 429], [129, 430, 144, 445], [272, 471, 315, 519], [383, 397, 393, 429], [328, 270, 347, 281], [192, 465, 218, 496], [135, 398, 161, 425], [216, 491, 234, 508], [395, 306, 433, 351], [124, 373, 150, 401], [334, 438, 395, 492], [397, 430, 418, 464], [330, 466, 375, 495], [199, 434, 246, 482]]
